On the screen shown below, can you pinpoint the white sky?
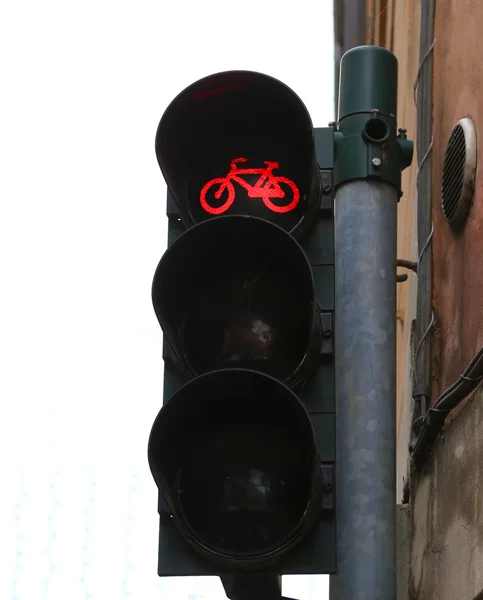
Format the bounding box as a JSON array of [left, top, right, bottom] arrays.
[[0, 1, 334, 598]]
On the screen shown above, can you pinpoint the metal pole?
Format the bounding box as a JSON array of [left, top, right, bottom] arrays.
[[334, 179, 397, 600]]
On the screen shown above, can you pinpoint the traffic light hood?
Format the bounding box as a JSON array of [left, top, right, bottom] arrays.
[[152, 215, 321, 388], [148, 368, 322, 569], [155, 70, 321, 237]]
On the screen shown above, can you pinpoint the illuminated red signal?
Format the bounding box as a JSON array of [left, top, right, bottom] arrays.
[[200, 158, 300, 215]]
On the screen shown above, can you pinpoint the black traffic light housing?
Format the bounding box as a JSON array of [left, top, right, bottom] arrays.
[[148, 71, 336, 582]]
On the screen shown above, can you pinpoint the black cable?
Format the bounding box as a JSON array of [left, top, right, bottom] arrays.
[[411, 346, 483, 467]]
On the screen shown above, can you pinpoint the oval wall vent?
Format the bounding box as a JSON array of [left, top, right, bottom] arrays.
[[441, 117, 477, 229]]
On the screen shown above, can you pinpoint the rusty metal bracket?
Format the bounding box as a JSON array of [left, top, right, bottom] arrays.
[[397, 258, 418, 282]]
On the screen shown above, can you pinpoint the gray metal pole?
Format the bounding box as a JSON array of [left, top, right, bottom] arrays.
[[334, 179, 397, 600]]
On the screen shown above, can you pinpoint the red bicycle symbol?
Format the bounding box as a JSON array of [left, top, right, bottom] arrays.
[[200, 158, 300, 215]]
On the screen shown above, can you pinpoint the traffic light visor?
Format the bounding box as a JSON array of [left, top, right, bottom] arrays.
[[148, 369, 322, 568], [155, 71, 320, 237], [152, 215, 320, 388]]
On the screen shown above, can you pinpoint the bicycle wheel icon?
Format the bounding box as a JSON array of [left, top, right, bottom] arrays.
[[200, 179, 235, 215], [262, 177, 300, 214]]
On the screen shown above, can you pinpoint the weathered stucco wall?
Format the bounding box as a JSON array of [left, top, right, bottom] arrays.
[[410, 387, 483, 600], [432, 0, 483, 400], [409, 4, 483, 596], [398, 1, 483, 598]]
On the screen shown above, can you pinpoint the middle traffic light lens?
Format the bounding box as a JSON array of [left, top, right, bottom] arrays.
[[152, 215, 320, 388], [179, 269, 305, 381]]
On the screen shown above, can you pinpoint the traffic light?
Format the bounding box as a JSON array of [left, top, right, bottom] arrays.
[[147, 46, 415, 600], [148, 71, 336, 585]]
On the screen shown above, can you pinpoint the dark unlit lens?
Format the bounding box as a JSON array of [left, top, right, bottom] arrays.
[[176, 423, 311, 556]]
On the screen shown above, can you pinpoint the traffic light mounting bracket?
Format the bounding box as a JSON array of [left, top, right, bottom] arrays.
[[320, 312, 333, 357], [318, 170, 333, 213]]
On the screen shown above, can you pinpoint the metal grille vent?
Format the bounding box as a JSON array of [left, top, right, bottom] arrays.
[[441, 117, 477, 229]]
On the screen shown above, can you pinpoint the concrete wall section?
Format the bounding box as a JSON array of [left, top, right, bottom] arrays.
[[410, 387, 483, 600], [397, 504, 412, 600]]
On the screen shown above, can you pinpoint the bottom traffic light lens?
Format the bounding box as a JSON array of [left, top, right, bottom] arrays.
[[148, 369, 322, 568], [177, 420, 311, 556]]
